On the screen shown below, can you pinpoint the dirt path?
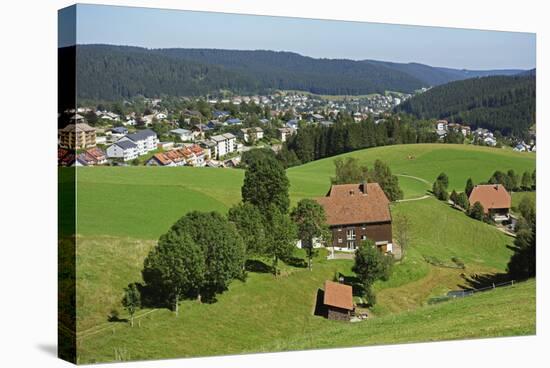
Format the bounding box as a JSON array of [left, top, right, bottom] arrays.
[[76, 309, 159, 340], [395, 173, 432, 202]]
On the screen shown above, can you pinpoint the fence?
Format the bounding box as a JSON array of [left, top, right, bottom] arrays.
[[428, 280, 516, 305]]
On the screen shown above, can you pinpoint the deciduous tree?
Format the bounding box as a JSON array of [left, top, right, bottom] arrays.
[[121, 283, 141, 327], [352, 240, 393, 306], [291, 199, 328, 270], [142, 231, 205, 316]]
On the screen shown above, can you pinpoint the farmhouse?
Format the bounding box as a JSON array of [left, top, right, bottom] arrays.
[[323, 280, 354, 321], [315, 182, 393, 252], [468, 184, 511, 221], [58, 123, 97, 150]]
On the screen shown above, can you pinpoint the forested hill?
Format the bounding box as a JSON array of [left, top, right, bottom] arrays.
[[72, 44, 525, 100], [396, 75, 536, 136]]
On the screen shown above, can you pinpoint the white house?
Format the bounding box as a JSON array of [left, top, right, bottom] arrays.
[[156, 113, 167, 120], [106, 140, 139, 161], [484, 136, 497, 146], [210, 133, 236, 159], [239, 127, 264, 143], [170, 128, 194, 142], [117, 129, 159, 156], [436, 120, 448, 131], [277, 127, 295, 142]]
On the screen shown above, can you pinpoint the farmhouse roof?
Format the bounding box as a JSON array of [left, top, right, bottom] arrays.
[[323, 281, 353, 311], [468, 184, 511, 212], [315, 182, 391, 226]]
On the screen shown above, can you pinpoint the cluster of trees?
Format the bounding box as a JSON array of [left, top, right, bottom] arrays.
[[121, 149, 333, 323], [352, 240, 393, 306], [330, 157, 404, 201], [508, 194, 536, 280], [396, 75, 536, 137], [507, 216, 536, 279], [432, 173, 450, 201], [488, 169, 536, 192], [279, 115, 439, 167]]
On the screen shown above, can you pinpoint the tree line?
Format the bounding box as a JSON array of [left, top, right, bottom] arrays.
[[278, 114, 440, 167], [396, 75, 536, 138]]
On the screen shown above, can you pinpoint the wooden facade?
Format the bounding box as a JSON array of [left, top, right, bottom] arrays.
[[330, 221, 393, 250]]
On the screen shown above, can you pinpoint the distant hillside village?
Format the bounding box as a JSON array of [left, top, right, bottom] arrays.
[[58, 91, 535, 167]]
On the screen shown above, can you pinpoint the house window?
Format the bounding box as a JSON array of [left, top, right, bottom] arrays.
[[346, 229, 356, 240], [337, 238, 343, 244], [347, 241, 355, 249], [361, 235, 367, 240]]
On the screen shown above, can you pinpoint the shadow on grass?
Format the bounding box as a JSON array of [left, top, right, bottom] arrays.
[[107, 311, 128, 323], [459, 272, 512, 290], [283, 256, 308, 268], [313, 288, 327, 318], [339, 274, 364, 297], [245, 259, 273, 274]]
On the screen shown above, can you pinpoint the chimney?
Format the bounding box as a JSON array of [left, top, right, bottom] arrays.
[[361, 179, 367, 195]]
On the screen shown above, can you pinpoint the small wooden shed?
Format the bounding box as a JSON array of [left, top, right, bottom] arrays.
[[323, 280, 354, 321]]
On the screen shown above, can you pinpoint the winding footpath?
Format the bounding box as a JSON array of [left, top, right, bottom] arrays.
[[395, 174, 432, 202]]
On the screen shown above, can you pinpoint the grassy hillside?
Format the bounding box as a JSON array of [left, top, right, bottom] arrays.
[[262, 279, 536, 353], [75, 237, 533, 364], [71, 143, 535, 363], [75, 144, 535, 239]]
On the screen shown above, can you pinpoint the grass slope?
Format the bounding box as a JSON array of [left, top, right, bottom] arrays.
[[262, 279, 536, 353], [75, 144, 535, 239], [71, 143, 535, 363]]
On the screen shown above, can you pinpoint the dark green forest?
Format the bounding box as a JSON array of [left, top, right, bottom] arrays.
[[72, 45, 524, 101], [396, 75, 536, 136], [278, 114, 440, 167]]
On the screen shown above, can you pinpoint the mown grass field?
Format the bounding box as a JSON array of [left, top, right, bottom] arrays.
[[75, 143, 535, 239], [70, 143, 536, 363]]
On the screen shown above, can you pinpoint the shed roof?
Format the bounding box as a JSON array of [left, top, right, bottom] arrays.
[[323, 281, 353, 310]]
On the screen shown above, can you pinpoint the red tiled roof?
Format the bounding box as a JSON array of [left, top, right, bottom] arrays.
[[315, 183, 391, 226], [85, 147, 106, 160], [468, 184, 511, 213], [324, 281, 353, 310], [152, 153, 172, 166]]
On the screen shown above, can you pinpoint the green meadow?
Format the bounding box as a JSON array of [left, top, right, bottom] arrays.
[[76, 143, 535, 239], [70, 143, 536, 363]]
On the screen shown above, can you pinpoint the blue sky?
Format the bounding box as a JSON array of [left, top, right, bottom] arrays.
[[59, 4, 536, 70]]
